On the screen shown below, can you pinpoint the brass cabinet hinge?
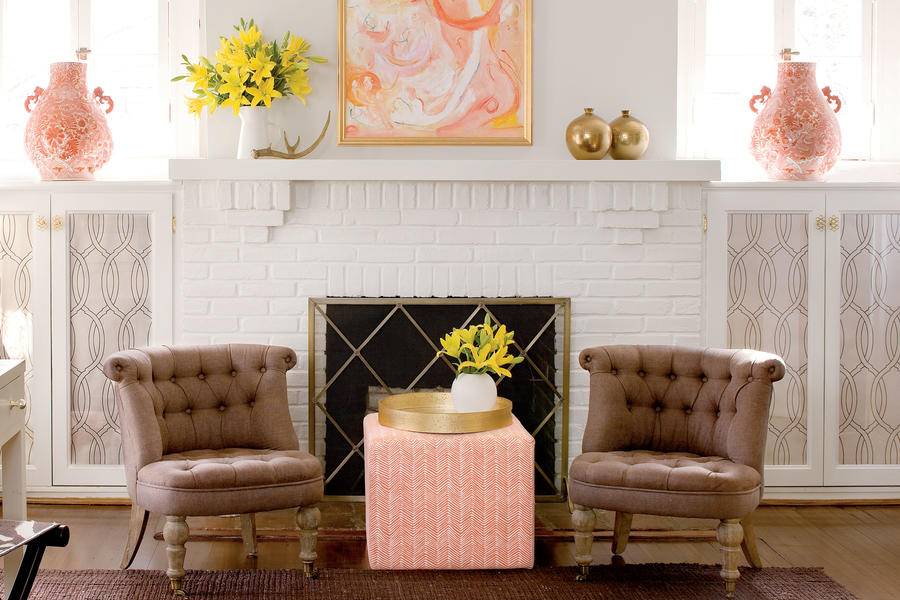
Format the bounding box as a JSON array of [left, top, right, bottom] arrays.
[[702, 214, 709, 233], [172, 216, 176, 233]]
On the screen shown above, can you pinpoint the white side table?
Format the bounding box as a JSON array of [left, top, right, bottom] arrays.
[[0, 359, 27, 598]]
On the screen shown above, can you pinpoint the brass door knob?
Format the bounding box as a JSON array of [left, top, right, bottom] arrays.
[[9, 399, 27, 410], [816, 215, 826, 231], [829, 215, 840, 232], [51, 215, 64, 231]]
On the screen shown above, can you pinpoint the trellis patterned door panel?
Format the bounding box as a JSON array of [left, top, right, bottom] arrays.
[[0, 193, 51, 488], [51, 193, 172, 487], [825, 192, 900, 486], [707, 190, 826, 487]]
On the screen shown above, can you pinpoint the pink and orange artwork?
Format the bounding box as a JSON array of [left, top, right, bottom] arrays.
[[339, 0, 532, 145]]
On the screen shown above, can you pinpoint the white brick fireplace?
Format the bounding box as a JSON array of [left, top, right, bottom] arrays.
[[172, 159, 717, 464]]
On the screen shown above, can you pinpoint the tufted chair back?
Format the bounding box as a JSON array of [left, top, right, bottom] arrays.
[[578, 345, 785, 475], [103, 344, 299, 497]]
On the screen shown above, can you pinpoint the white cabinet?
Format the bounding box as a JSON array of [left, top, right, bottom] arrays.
[[0, 189, 172, 488], [706, 187, 900, 489]]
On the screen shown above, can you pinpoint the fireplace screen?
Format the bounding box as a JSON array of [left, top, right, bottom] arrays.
[[308, 297, 571, 501]]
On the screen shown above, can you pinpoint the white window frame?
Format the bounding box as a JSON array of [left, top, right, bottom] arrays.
[[677, 0, 898, 162]]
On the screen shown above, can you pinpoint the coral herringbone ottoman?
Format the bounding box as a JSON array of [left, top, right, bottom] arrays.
[[364, 413, 535, 570]]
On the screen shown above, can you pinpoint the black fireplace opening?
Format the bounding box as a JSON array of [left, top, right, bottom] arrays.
[[318, 300, 563, 498]]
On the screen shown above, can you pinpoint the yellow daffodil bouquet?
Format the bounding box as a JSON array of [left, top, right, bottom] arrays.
[[173, 18, 326, 115], [438, 316, 525, 381]]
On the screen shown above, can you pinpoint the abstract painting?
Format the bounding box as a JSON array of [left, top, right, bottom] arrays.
[[339, 0, 532, 145]]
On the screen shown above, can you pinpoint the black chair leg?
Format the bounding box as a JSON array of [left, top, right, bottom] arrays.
[[8, 525, 70, 600]]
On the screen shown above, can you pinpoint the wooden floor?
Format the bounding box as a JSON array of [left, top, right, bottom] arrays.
[[9, 503, 900, 599]]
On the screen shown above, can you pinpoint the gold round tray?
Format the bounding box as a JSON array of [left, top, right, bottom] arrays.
[[378, 392, 513, 434]]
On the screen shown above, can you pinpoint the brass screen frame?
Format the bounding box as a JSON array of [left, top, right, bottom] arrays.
[[308, 297, 571, 501]]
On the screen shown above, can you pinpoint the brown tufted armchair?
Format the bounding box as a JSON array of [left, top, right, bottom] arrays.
[[569, 345, 785, 598], [103, 344, 324, 596]]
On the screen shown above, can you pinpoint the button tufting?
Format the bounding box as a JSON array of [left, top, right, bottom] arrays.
[[185, 408, 192, 415], [685, 408, 693, 415], [249, 401, 256, 408], [198, 373, 206, 380], [170, 376, 176, 383], [747, 376, 754, 382], [218, 404, 226, 412], [611, 369, 618, 375], [701, 376, 708, 383], [260, 367, 267, 373], [638, 371, 646, 377], [655, 405, 662, 413], [231, 370, 237, 377], [669, 374, 677, 381]]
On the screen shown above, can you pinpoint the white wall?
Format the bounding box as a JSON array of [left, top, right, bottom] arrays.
[[200, 0, 678, 160]]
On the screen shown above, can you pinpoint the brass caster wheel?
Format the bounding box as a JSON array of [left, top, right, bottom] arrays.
[[302, 562, 319, 579], [575, 565, 590, 582]]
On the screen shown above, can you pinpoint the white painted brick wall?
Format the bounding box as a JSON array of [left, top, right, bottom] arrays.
[[177, 180, 705, 472]]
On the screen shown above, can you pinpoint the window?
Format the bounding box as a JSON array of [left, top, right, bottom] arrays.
[[0, 0, 171, 177], [678, 0, 890, 162]]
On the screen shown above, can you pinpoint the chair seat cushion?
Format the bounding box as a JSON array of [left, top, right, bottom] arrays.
[[568, 451, 761, 519], [135, 448, 323, 516]]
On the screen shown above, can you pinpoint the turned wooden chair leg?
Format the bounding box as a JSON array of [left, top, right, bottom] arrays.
[[718, 519, 744, 599], [120, 503, 150, 570], [612, 512, 633, 556], [241, 513, 258, 557], [740, 512, 763, 568], [297, 505, 321, 579], [163, 516, 189, 596], [572, 504, 596, 582]]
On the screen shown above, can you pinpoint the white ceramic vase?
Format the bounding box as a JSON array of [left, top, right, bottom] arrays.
[[450, 373, 497, 413], [236, 106, 272, 159]]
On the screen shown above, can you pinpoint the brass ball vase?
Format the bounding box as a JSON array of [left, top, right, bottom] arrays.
[[609, 109, 650, 160], [565, 108, 612, 160]]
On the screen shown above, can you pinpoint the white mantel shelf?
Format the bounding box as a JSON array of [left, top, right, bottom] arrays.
[[169, 159, 721, 183]]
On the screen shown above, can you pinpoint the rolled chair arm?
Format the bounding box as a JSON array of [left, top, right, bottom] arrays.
[[729, 349, 786, 384]]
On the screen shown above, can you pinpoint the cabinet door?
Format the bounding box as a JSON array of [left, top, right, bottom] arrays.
[[825, 191, 900, 485], [0, 193, 52, 488], [707, 190, 826, 487], [50, 193, 172, 487]]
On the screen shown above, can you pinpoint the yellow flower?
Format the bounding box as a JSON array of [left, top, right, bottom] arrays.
[[218, 67, 248, 100], [221, 94, 249, 115], [282, 34, 311, 61], [286, 69, 312, 103], [248, 49, 276, 86], [185, 92, 218, 116], [247, 76, 282, 107], [238, 24, 261, 47], [186, 95, 205, 116], [186, 64, 209, 92], [439, 332, 462, 359]]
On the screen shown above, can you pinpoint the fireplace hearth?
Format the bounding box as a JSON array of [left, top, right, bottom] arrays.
[[308, 297, 570, 500]]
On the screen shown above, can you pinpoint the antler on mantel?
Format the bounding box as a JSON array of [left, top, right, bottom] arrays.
[[252, 111, 331, 160]]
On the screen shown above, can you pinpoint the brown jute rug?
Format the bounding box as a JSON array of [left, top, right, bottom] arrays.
[[25, 565, 855, 599]]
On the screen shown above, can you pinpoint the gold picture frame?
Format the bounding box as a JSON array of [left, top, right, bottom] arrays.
[[338, 0, 533, 146]]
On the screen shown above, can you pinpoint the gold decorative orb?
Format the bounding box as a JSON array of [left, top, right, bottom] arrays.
[[609, 109, 650, 160], [566, 108, 612, 160]]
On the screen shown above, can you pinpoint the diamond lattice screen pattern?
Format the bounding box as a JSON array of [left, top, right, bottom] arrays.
[[690, 0, 869, 159], [0, 0, 169, 176]]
